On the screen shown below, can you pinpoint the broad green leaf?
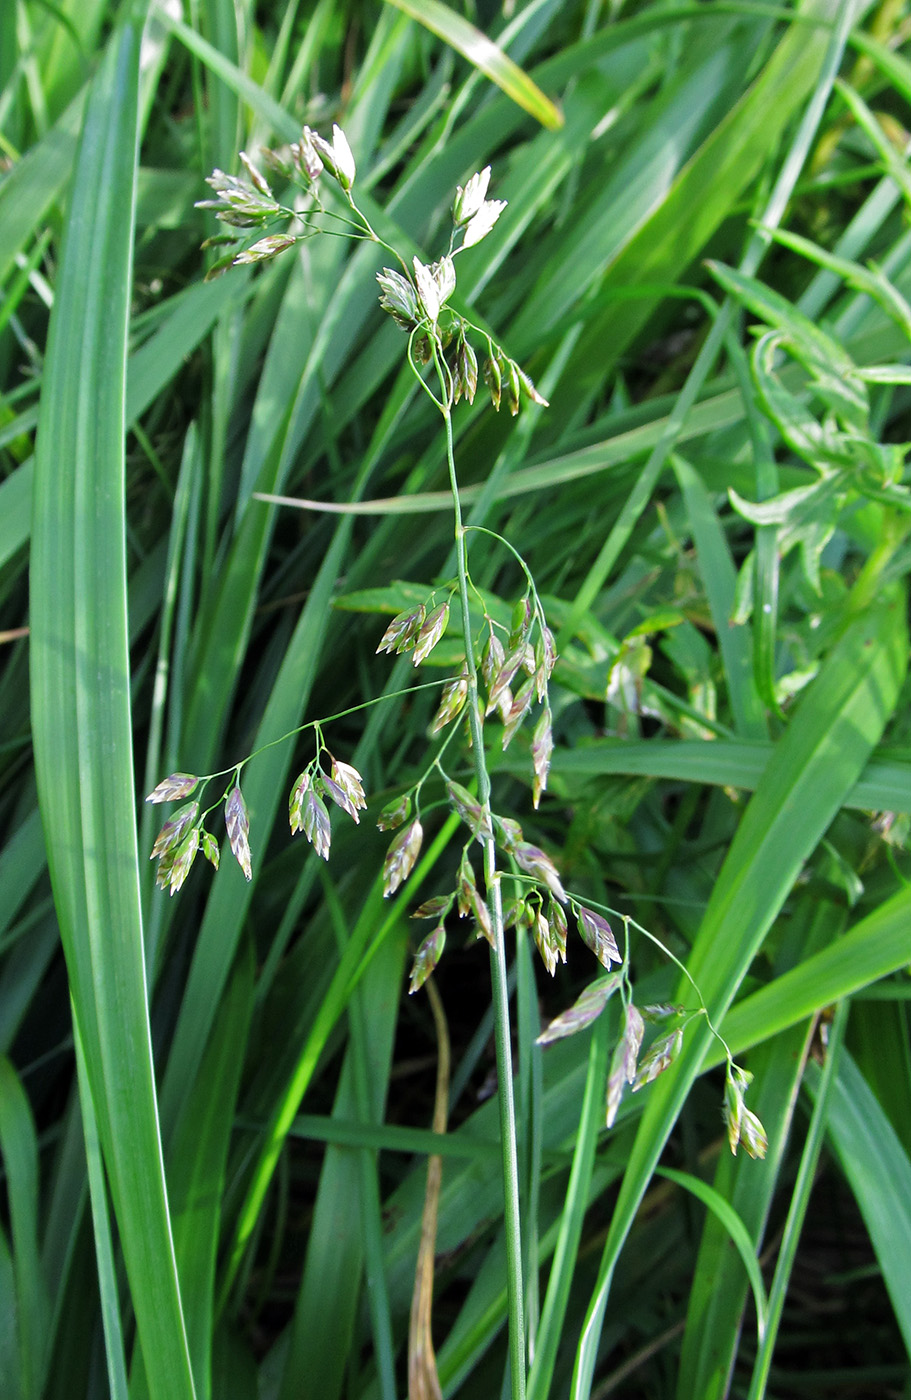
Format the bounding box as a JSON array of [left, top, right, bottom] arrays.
[[539, 738, 911, 815], [29, 17, 195, 1397]]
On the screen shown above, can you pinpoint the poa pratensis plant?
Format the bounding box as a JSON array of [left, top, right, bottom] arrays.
[[145, 126, 766, 1397]]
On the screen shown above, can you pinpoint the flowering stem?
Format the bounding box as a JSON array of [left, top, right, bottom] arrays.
[[437, 350, 527, 1400]]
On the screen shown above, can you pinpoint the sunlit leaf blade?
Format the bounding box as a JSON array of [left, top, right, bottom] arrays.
[[382, 0, 563, 130], [28, 17, 195, 1397]]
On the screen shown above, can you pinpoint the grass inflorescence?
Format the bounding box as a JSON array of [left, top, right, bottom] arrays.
[[7, 4, 911, 1399]]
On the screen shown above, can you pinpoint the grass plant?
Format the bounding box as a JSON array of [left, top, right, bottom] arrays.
[[6, 1, 911, 1398]]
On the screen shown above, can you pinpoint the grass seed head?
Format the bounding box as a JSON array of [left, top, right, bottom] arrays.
[[412, 602, 450, 667], [575, 904, 620, 965], [452, 167, 491, 226], [300, 788, 331, 860], [606, 1004, 645, 1127], [168, 826, 200, 896], [224, 785, 252, 881], [409, 923, 445, 994], [383, 819, 423, 896], [146, 773, 199, 804], [377, 792, 412, 831], [150, 800, 199, 861], [514, 842, 565, 904], [376, 603, 425, 655]]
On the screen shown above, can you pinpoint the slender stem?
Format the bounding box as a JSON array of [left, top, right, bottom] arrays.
[[437, 356, 527, 1399], [181, 680, 444, 790], [746, 1002, 849, 1400]]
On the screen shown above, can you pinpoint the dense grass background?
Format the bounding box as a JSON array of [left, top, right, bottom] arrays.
[[4, 0, 911, 1396]]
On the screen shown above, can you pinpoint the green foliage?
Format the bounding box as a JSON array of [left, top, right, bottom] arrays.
[[5, 2, 911, 1398]]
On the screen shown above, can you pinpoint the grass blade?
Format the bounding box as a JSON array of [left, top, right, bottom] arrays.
[[720, 883, 911, 1062], [0, 92, 83, 287], [571, 582, 908, 1396], [671, 453, 766, 739], [808, 1046, 911, 1359], [72, 1017, 129, 1400], [0, 1057, 49, 1399], [542, 739, 911, 814], [383, 0, 563, 129], [527, 1020, 609, 1400], [658, 1166, 768, 1347], [28, 15, 195, 1396], [746, 1002, 850, 1400]]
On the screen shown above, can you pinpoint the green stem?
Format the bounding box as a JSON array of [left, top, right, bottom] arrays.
[[438, 356, 527, 1400], [745, 1002, 849, 1400], [846, 506, 907, 615]]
